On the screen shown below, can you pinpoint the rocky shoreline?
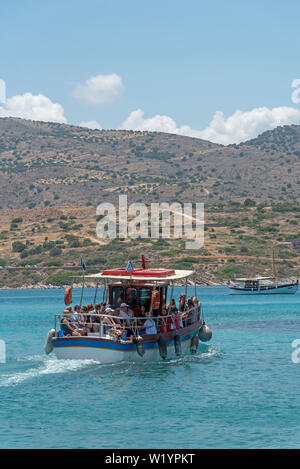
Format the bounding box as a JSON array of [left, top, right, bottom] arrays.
[[0, 278, 226, 290]]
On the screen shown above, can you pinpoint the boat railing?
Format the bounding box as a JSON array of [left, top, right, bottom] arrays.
[[55, 304, 201, 339]]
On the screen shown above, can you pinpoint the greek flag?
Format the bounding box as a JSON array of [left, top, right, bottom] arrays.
[[126, 259, 134, 274], [80, 256, 87, 271]]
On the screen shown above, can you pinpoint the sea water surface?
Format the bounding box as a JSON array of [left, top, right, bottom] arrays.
[[0, 286, 300, 449]]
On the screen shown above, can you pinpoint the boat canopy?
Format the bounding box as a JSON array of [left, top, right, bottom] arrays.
[[84, 269, 195, 283]]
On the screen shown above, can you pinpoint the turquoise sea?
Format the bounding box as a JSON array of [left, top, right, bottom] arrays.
[[0, 286, 300, 449]]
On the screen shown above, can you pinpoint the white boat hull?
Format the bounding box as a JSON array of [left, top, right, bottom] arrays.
[[53, 331, 198, 363], [229, 283, 298, 295]]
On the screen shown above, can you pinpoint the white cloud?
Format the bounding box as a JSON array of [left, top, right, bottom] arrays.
[[72, 73, 124, 106], [121, 106, 300, 145], [121, 109, 180, 133], [0, 92, 67, 123], [198, 107, 300, 144], [79, 120, 102, 130]]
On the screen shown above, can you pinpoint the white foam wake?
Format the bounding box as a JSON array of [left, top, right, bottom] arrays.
[[164, 346, 223, 366], [0, 357, 99, 387]]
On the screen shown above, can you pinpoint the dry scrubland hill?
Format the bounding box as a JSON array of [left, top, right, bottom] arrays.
[[1, 117, 300, 209], [2, 202, 300, 288], [1, 118, 300, 287]]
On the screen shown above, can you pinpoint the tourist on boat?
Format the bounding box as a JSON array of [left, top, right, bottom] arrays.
[[103, 307, 126, 337], [73, 305, 81, 323], [172, 309, 183, 329], [137, 305, 147, 324], [134, 305, 147, 334], [87, 303, 95, 314], [159, 307, 172, 333], [119, 303, 133, 325], [166, 299, 181, 329], [111, 308, 127, 336], [119, 303, 135, 336], [179, 293, 186, 312], [167, 298, 178, 313], [61, 310, 83, 336], [65, 305, 75, 319], [182, 299, 194, 326], [73, 306, 89, 335], [143, 312, 157, 335], [91, 303, 101, 332], [64, 306, 86, 334], [86, 304, 95, 331], [102, 307, 115, 334], [78, 306, 91, 331], [191, 296, 200, 321]]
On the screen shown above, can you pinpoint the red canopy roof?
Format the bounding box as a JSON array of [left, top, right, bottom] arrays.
[[101, 268, 175, 278]]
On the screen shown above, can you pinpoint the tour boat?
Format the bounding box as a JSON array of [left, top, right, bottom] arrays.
[[45, 257, 212, 363], [228, 249, 299, 295], [229, 276, 299, 295]]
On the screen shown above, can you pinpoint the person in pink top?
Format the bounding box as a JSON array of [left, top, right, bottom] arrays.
[[160, 308, 172, 333]]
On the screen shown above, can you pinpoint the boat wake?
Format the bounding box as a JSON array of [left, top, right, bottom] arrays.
[[163, 345, 223, 366], [0, 346, 222, 387], [0, 356, 99, 387]]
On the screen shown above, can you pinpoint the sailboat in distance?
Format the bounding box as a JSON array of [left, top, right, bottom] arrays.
[[229, 248, 299, 295]]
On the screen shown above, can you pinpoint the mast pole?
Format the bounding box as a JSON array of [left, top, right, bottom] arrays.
[[272, 246, 276, 282]]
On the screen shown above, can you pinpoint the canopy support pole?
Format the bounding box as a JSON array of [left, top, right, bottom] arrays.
[[79, 276, 85, 309], [93, 281, 99, 307]]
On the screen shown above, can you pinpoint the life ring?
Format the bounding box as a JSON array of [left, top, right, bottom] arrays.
[[151, 289, 160, 310], [64, 286, 72, 305]]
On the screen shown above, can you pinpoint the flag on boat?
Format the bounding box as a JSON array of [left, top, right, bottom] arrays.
[[126, 259, 134, 274], [80, 256, 87, 271]]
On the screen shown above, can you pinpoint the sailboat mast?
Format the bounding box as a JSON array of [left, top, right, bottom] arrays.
[[272, 247, 276, 282]]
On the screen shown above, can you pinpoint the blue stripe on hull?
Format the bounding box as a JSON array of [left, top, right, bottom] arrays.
[[53, 331, 197, 352]]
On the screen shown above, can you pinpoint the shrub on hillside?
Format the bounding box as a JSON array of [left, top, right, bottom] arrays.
[[12, 241, 26, 252]]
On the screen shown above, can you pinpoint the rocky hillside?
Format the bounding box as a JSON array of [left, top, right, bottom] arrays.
[[1, 117, 300, 209]]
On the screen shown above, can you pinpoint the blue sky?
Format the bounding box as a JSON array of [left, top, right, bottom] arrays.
[[1, 0, 300, 143]]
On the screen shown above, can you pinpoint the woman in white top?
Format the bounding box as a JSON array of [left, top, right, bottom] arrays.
[[143, 312, 157, 335]]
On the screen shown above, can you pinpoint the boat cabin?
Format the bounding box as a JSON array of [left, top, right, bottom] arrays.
[[87, 265, 196, 315], [109, 283, 168, 314], [244, 279, 259, 289]]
